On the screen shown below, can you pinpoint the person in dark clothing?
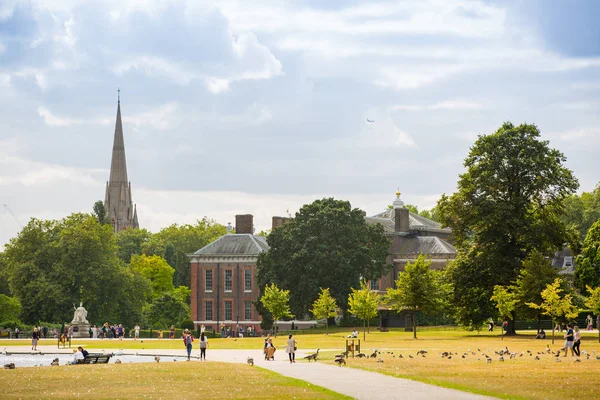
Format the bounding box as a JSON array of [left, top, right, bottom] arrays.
[[42, 326, 48, 339], [31, 327, 40, 350], [78, 346, 89, 358], [563, 324, 575, 356]]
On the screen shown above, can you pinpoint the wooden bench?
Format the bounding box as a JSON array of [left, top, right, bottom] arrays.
[[77, 353, 113, 364]]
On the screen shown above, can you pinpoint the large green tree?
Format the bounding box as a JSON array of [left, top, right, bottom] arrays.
[[310, 287, 339, 335], [438, 122, 578, 330], [129, 254, 175, 298], [575, 219, 600, 295], [143, 218, 227, 288], [3, 214, 125, 324], [260, 283, 293, 335], [116, 228, 152, 263], [256, 198, 391, 318], [0, 294, 21, 323], [385, 255, 450, 339], [561, 183, 600, 241], [92, 200, 110, 225]]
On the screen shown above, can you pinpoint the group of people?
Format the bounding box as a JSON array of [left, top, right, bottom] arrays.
[[219, 324, 254, 338], [182, 329, 209, 360], [71, 346, 90, 364], [563, 324, 583, 356], [89, 323, 125, 339], [263, 334, 297, 364]]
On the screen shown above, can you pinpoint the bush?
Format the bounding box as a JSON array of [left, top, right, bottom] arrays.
[[181, 319, 194, 331]]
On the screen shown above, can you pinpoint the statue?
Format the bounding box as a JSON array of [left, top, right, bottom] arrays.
[[72, 302, 89, 324]]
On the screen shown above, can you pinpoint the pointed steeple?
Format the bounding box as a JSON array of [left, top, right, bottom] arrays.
[[109, 94, 128, 184], [104, 91, 139, 233]]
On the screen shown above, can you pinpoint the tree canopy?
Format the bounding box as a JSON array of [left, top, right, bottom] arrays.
[[348, 280, 380, 341], [527, 279, 580, 344], [514, 251, 558, 321], [260, 283, 293, 329], [575, 219, 600, 295], [438, 122, 579, 329], [256, 198, 391, 318], [310, 287, 339, 335], [385, 255, 450, 339]]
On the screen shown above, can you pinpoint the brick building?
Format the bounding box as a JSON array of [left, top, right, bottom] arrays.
[[188, 192, 455, 331]]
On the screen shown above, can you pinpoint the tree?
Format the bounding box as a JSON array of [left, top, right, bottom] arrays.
[[419, 205, 441, 223], [310, 288, 338, 335], [561, 184, 600, 241], [116, 228, 152, 263], [348, 280, 380, 341], [527, 279, 580, 344], [438, 122, 579, 331], [584, 285, 600, 343], [514, 251, 558, 323], [144, 292, 190, 328], [490, 286, 518, 340], [260, 283, 293, 335], [256, 198, 391, 318], [129, 254, 175, 298], [143, 218, 227, 288], [0, 294, 21, 323], [385, 255, 450, 339], [3, 214, 125, 324], [92, 200, 110, 225], [575, 219, 600, 295]]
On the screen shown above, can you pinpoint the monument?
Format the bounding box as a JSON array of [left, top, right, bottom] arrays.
[[71, 302, 91, 338]]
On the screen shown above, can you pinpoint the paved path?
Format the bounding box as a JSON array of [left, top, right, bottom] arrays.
[[204, 349, 496, 400]]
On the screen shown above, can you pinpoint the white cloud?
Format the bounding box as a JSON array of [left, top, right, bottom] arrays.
[[390, 99, 483, 111]]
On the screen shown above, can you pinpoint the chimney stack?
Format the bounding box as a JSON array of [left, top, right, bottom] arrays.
[[235, 214, 254, 234], [393, 190, 410, 232], [272, 216, 291, 230]]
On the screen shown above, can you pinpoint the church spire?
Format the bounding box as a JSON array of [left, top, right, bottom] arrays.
[[105, 92, 139, 233], [109, 91, 128, 184]]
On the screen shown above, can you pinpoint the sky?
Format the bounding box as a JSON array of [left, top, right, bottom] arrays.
[[1, 0, 599, 247]]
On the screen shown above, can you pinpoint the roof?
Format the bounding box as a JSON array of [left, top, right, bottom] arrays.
[[192, 234, 269, 256], [370, 208, 447, 232], [394, 236, 456, 257]]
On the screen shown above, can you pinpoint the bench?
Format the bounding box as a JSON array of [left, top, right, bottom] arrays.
[[77, 353, 113, 364]]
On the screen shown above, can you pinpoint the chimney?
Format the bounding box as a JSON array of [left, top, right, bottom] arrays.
[[272, 216, 291, 230], [393, 190, 409, 232], [235, 214, 254, 234]]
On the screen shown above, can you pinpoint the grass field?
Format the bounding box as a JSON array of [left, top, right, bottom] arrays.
[[3, 328, 600, 399], [0, 361, 349, 399]]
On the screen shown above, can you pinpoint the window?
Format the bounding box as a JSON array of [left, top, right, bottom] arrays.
[[205, 270, 213, 292], [205, 301, 213, 321], [244, 270, 252, 291], [224, 300, 233, 320], [244, 301, 252, 320], [225, 270, 233, 291], [370, 279, 379, 291]]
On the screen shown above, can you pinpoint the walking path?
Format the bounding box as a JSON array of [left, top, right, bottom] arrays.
[[4, 345, 495, 399]]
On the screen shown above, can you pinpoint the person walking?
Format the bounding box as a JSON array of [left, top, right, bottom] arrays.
[[199, 332, 208, 360], [31, 327, 40, 351], [586, 314, 593, 331], [183, 329, 194, 361], [563, 324, 575, 357], [134, 324, 140, 340], [573, 325, 582, 356], [285, 334, 297, 364]]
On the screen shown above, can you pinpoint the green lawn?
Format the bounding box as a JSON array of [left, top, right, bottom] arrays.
[[0, 362, 350, 399]]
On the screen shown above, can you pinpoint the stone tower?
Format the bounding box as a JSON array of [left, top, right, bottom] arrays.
[[104, 94, 139, 233]]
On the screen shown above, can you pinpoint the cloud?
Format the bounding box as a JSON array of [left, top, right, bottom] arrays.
[[390, 99, 483, 111]]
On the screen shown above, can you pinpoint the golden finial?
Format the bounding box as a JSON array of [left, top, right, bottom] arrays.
[[396, 188, 401, 197]]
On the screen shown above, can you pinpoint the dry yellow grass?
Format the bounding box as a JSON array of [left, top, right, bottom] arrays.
[[0, 362, 350, 399], [320, 333, 600, 400]]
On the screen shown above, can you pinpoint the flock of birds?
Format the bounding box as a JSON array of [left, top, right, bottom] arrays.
[[327, 344, 600, 366]]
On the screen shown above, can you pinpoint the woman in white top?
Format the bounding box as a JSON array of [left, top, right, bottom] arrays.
[[285, 334, 297, 364], [573, 325, 582, 356], [199, 332, 208, 360]]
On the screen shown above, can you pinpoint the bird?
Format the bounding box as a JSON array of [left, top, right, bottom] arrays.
[[1, 348, 6, 356], [247, 357, 254, 366], [575, 358, 581, 363], [486, 358, 492, 364], [115, 359, 122, 364], [376, 358, 384, 363], [416, 350, 427, 355], [335, 357, 346, 366], [50, 358, 59, 366], [408, 355, 414, 359], [366, 118, 374, 123], [4, 363, 15, 369], [370, 350, 378, 358], [498, 356, 504, 362], [154, 356, 160, 363], [535, 356, 540, 360], [356, 353, 366, 358]]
